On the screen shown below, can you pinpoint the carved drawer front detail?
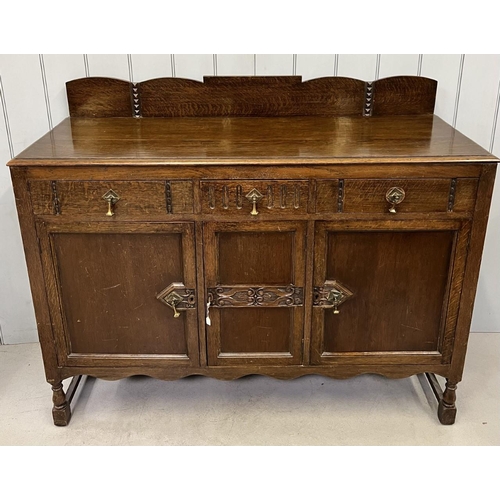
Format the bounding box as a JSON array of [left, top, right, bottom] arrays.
[[207, 285, 304, 307], [29, 180, 194, 216], [343, 179, 453, 214], [201, 181, 309, 215]]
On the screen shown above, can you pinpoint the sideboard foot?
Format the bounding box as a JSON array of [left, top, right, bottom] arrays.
[[425, 373, 458, 425], [438, 380, 458, 425], [51, 375, 84, 426]]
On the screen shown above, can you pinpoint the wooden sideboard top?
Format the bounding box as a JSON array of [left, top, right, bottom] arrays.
[[7, 75, 498, 167], [9, 115, 497, 167]]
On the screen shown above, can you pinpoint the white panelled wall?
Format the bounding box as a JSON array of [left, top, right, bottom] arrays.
[[0, 54, 499, 344]]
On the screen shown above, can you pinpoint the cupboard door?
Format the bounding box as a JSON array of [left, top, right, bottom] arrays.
[[37, 221, 199, 367], [204, 221, 306, 366], [311, 221, 469, 365]]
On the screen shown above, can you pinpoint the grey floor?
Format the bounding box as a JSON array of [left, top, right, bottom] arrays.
[[0, 333, 498, 445]]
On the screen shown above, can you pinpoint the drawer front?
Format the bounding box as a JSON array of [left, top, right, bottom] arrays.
[[342, 178, 477, 214], [30, 180, 194, 216], [200, 180, 309, 215]]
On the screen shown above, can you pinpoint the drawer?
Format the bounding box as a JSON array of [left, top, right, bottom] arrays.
[[30, 180, 194, 216], [200, 180, 309, 215], [342, 178, 478, 214]]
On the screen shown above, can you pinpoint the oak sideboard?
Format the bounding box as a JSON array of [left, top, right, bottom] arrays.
[[8, 75, 498, 425]]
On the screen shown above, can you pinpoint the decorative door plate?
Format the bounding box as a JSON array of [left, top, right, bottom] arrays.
[[207, 285, 303, 307], [313, 280, 354, 313]]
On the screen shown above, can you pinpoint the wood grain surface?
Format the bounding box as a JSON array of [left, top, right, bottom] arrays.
[[65, 75, 436, 118], [320, 230, 453, 353], [343, 178, 451, 213], [204, 221, 306, 366], [66, 77, 132, 118], [9, 115, 496, 166], [372, 76, 437, 115]]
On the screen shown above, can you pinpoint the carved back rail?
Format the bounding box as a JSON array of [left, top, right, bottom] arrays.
[[66, 76, 437, 118]]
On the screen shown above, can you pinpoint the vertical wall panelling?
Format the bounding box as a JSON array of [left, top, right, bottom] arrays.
[[378, 54, 420, 78], [83, 55, 90, 77], [0, 75, 12, 168], [417, 55, 423, 76], [127, 54, 134, 82], [255, 55, 294, 75], [0, 55, 49, 156], [470, 61, 500, 333], [375, 55, 381, 80], [0, 76, 14, 158], [129, 55, 173, 82], [174, 55, 214, 81], [86, 54, 130, 80], [337, 55, 378, 81], [455, 55, 500, 150], [420, 55, 462, 125], [491, 80, 500, 154], [42, 55, 86, 128], [296, 55, 336, 81], [453, 55, 466, 128], [171, 55, 176, 77], [0, 55, 48, 344], [39, 56, 53, 131], [472, 173, 500, 333], [216, 55, 254, 76]]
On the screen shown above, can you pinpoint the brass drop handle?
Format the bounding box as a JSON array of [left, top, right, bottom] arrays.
[[164, 291, 183, 318], [172, 303, 181, 318], [156, 282, 196, 319], [106, 200, 114, 217], [385, 187, 405, 214], [102, 189, 120, 217], [250, 200, 258, 216], [327, 289, 344, 314], [245, 188, 264, 216]]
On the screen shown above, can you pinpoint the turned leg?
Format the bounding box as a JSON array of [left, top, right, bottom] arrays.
[[438, 379, 458, 425], [51, 382, 71, 426], [424, 374, 459, 425], [50, 375, 85, 426]]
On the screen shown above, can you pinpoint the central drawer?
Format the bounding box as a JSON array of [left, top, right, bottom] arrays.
[[200, 180, 309, 215]]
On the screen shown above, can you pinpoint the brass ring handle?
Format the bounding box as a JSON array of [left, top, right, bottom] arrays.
[[245, 188, 264, 216], [102, 189, 120, 217], [385, 187, 405, 213]]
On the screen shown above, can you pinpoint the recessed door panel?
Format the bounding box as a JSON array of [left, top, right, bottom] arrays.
[[204, 221, 306, 366], [38, 222, 199, 367], [311, 221, 464, 365]]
